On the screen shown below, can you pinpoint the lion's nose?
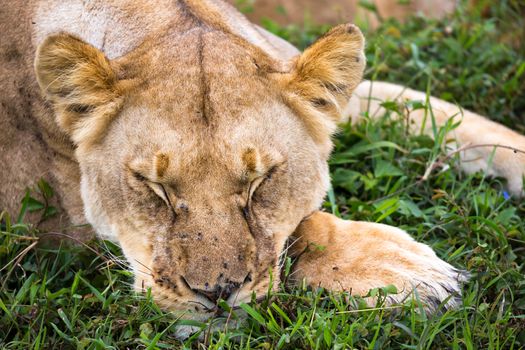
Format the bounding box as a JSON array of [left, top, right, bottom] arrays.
[[192, 282, 239, 304], [180, 273, 253, 304]]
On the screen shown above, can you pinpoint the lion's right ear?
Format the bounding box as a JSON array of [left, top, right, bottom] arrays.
[[35, 33, 126, 145], [275, 24, 366, 147]]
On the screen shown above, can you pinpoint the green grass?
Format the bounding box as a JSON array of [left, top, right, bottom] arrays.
[[1, 1, 524, 349]]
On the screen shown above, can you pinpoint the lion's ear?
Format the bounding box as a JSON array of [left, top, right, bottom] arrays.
[[277, 24, 366, 144], [35, 33, 126, 145]]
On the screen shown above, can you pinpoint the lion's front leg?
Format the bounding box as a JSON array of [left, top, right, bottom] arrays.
[[289, 211, 469, 310]]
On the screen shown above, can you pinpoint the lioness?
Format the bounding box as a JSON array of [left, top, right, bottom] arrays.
[[1, 0, 524, 328]]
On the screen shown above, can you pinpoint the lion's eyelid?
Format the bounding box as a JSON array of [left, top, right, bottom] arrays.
[[247, 164, 281, 203], [148, 181, 176, 213], [131, 170, 147, 182], [160, 184, 178, 219], [129, 166, 176, 210]]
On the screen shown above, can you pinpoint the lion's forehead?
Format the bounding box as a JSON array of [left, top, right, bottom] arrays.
[[122, 29, 278, 121], [114, 91, 299, 174]]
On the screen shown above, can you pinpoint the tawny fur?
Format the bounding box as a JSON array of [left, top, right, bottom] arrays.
[[277, 23, 366, 151], [291, 212, 469, 310], [1, 0, 524, 330]]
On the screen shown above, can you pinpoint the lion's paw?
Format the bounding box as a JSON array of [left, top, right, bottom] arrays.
[[290, 212, 470, 311]]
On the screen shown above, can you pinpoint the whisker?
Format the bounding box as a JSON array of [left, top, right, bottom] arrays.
[[95, 241, 132, 271], [230, 296, 266, 311], [188, 300, 214, 311], [134, 259, 152, 272], [95, 259, 131, 271], [287, 267, 303, 277], [278, 236, 302, 270], [281, 236, 301, 256], [134, 269, 154, 278]]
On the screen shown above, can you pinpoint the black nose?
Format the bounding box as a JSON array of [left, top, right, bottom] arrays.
[[192, 282, 239, 304]]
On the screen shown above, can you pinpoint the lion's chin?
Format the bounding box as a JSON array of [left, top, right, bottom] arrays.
[[149, 290, 261, 339], [173, 316, 246, 340], [168, 308, 250, 340]]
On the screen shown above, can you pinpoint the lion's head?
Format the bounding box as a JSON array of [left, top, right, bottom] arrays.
[[34, 23, 365, 317]]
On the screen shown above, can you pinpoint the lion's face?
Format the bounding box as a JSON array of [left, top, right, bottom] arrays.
[[35, 25, 364, 316], [81, 97, 329, 313]]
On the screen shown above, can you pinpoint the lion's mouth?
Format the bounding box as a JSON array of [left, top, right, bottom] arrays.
[[189, 295, 269, 316]]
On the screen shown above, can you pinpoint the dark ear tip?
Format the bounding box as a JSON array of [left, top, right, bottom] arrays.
[[318, 23, 364, 46], [345, 24, 356, 33], [329, 23, 361, 35]]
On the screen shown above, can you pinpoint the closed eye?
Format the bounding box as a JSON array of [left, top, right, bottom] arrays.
[[131, 171, 175, 209], [243, 165, 280, 221], [247, 165, 279, 203], [148, 182, 172, 207]]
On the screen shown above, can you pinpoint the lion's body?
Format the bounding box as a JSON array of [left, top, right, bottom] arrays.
[[1, 0, 524, 328]]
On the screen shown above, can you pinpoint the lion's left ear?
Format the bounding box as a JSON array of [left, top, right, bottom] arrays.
[[35, 33, 127, 146], [275, 24, 366, 144]]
